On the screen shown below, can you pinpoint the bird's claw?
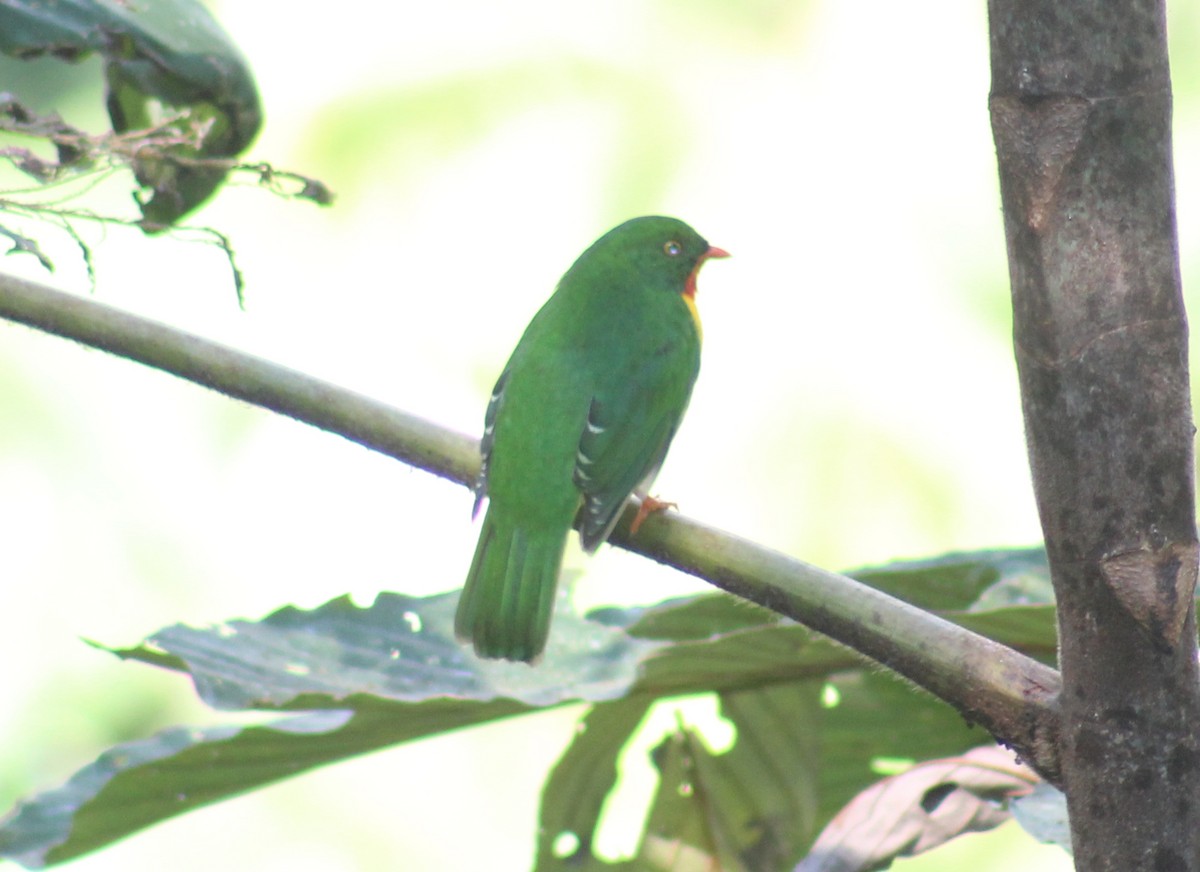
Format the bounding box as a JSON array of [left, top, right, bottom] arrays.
[[630, 494, 678, 535]]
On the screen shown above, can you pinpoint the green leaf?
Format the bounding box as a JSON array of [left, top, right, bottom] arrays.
[[534, 613, 989, 871], [118, 591, 658, 710], [537, 697, 655, 871], [848, 546, 1052, 612], [628, 673, 983, 871], [0, 706, 532, 869], [847, 547, 1059, 665], [1, 547, 1054, 868], [701, 682, 824, 871], [637, 728, 722, 871], [1, 592, 656, 867], [0, 0, 262, 228]]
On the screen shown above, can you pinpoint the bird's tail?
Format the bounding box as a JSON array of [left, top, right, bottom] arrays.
[[454, 508, 566, 663]]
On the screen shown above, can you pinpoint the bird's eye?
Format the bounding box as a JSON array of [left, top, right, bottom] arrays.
[[663, 240, 682, 256]]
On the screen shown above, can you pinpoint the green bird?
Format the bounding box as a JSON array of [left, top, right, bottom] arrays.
[[455, 215, 728, 662]]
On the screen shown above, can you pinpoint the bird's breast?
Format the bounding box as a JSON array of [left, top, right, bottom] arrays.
[[681, 293, 702, 344]]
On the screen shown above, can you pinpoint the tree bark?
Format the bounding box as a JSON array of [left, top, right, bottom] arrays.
[[988, 1, 1200, 868]]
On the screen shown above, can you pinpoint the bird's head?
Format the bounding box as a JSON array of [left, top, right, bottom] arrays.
[[574, 215, 729, 299]]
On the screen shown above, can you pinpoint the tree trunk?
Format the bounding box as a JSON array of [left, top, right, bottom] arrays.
[[988, 1, 1200, 868]]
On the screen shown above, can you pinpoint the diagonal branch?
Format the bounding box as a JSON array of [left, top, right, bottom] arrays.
[[0, 270, 1063, 781]]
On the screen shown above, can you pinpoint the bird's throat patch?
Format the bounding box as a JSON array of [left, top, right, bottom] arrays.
[[682, 292, 703, 343]]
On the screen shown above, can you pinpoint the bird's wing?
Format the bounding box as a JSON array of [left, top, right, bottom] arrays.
[[572, 355, 694, 551], [472, 368, 509, 517]]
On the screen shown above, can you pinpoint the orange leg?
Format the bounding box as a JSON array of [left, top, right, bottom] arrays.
[[630, 494, 678, 535]]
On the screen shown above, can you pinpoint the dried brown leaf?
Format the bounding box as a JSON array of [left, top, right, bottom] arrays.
[[796, 746, 1037, 872]]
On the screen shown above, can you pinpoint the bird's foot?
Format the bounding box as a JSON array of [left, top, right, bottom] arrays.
[[630, 494, 677, 535]]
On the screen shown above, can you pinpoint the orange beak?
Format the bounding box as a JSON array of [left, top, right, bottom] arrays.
[[684, 245, 730, 297]]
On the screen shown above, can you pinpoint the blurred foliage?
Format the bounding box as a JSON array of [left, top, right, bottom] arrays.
[[0, 0, 331, 307], [0, 0, 262, 230], [309, 58, 686, 222], [0, 548, 1069, 869]]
